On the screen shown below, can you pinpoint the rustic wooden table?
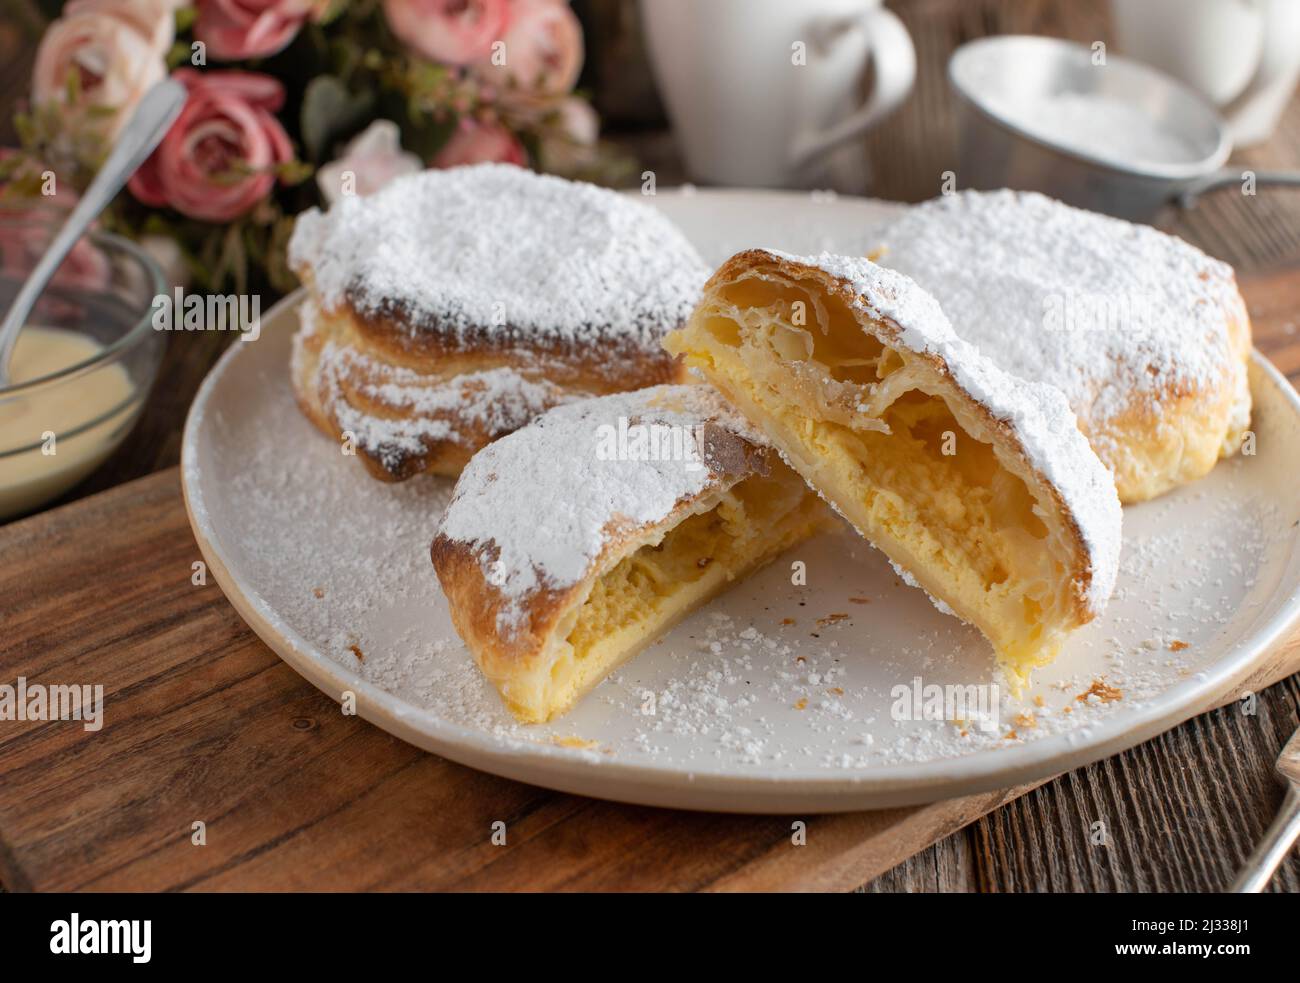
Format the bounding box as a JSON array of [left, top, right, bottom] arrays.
[[3, 0, 1299, 892]]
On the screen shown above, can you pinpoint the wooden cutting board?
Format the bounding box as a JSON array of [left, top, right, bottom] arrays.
[[2, 269, 1300, 893]]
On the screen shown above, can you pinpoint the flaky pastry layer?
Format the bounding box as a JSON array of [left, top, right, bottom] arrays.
[[664, 250, 1123, 687], [292, 291, 682, 480]]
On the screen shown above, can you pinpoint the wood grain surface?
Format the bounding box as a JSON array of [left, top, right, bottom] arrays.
[[0, 268, 1297, 892], [3, 0, 1300, 892]]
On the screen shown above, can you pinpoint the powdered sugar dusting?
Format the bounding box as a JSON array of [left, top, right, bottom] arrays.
[[762, 248, 1123, 614], [995, 91, 1202, 166], [332, 353, 575, 473], [877, 190, 1245, 431], [289, 164, 710, 354], [436, 385, 765, 632]]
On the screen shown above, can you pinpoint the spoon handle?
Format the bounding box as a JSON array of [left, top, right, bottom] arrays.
[[0, 79, 187, 381], [1179, 168, 1300, 209], [1231, 785, 1300, 892]]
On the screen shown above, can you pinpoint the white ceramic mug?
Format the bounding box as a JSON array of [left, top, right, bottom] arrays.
[[1110, 0, 1300, 146], [641, 0, 915, 188]]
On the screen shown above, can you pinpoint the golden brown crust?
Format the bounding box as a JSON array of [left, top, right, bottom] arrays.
[[290, 289, 686, 481], [294, 265, 686, 389], [345, 292, 688, 380], [1075, 299, 1252, 503]]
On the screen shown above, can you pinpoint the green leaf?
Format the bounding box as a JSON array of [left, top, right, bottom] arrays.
[[317, 0, 348, 27], [13, 112, 36, 149], [299, 75, 375, 162], [167, 39, 193, 69], [275, 159, 315, 185], [64, 65, 82, 104]]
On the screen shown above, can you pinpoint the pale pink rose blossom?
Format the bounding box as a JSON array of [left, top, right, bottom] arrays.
[[383, 0, 508, 66], [128, 69, 294, 223], [316, 120, 423, 205], [432, 120, 526, 168], [556, 95, 597, 144], [194, 0, 324, 61], [31, 6, 168, 139], [64, 0, 179, 56], [476, 0, 583, 98]]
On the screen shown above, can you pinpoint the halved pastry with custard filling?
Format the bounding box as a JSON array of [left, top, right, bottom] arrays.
[[431, 385, 834, 723], [663, 249, 1122, 687]]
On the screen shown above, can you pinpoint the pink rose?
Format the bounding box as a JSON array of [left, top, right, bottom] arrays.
[[31, 3, 169, 140], [476, 0, 583, 98], [432, 120, 526, 168], [0, 152, 111, 299], [316, 120, 423, 205], [0, 207, 112, 298], [194, 0, 323, 61], [128, 69, 294, 223], [383, 0, 508, 66]]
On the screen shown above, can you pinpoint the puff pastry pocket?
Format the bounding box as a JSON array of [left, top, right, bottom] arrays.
[[878, 190, 1252, 503], [664, 249, 1123, 688], [288, 164, 707, 480], [430, 385, 834, 723]]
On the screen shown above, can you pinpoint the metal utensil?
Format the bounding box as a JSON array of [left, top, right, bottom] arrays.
[[1231, 725, 1300, 892], [948, 35, 1300, 222], [1180, 169, 1300, 208], [0, 79, 186, 388]]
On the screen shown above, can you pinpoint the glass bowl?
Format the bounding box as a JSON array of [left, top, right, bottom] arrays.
[[0, 211, 166, 521]]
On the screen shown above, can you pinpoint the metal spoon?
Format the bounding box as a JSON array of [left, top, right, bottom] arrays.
[[0, 78, 187, 388], [1231, 724, 1300, 892]]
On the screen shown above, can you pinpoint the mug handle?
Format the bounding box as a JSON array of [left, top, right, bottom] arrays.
[[1223, 0, 1298, 116], [789, 5, 916, 169]]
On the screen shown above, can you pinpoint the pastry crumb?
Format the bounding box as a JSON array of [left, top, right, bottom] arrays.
[[553, 735, 599, 750], [1077, 679, 1122, 704]]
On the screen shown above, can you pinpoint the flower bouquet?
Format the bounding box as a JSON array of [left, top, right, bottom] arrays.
[[2, 0, 627, 296]]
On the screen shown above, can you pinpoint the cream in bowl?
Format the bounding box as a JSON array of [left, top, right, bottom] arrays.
[[0, 215, 164, 520]]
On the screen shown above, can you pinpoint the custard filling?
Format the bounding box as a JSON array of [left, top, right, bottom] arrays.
[[503, 460, 828, 722], [667, 273, 1078, 684]]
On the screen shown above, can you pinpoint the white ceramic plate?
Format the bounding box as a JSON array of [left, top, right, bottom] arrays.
[[181, 189, 1300, 812]]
